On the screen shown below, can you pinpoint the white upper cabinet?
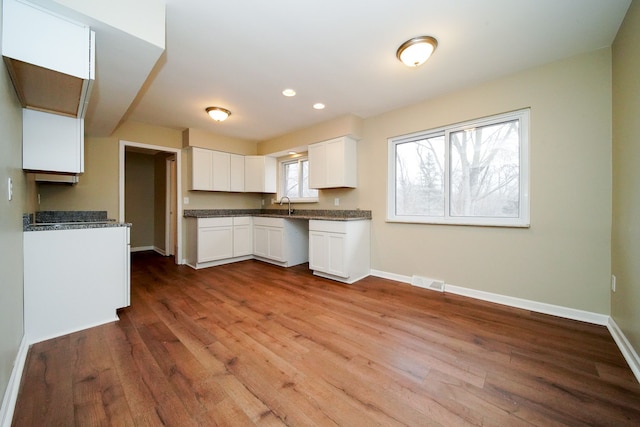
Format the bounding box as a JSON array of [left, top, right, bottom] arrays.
[[22, 109, 84, 174], [244, 155, 276, 193], [2, 0, 95, 118], [211, 150, 231, 191], [230, 153, 245, 192], [190, 147, 231, 191], [308, 136, 357, 189], [191, 149, 276, 193]]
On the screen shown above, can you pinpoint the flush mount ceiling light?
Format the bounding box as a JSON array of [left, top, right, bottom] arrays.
[[313, 103, 325, 110], [396, 36, 438, 67], [282, 88, 296, 97], [206, 106, 231, 122]]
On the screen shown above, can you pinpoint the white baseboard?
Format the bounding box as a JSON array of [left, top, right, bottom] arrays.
[[153, 246, 166, 256], [130, 245, 154, 253], [370, 269, 609, 325], [370, 269, 640, 382], [0, 336, 29, 427], [607, 318, 640, 383]]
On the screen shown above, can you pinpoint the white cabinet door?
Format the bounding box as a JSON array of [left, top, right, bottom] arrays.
[[22, 109, 84, 173], [308, 136, 357, 189], [308, 143, 326, 190], [3, 0, 93, 79], [244, 156, 277, 193], [233, 217, 253, 257], [309, 230, 328, 272], [267, 227, 285, 262], [191, 147, 212, 190], [253, 225, 285, 261], [230, 153, 245, 192], [191, 148, 231, 191], [211, 150, 231, 191], [308, 220, 370, 284], [309, 231, 347, 278], [198, 218, 234, 262], [327, 232, 347, 277], [253, 225, 269, 258]]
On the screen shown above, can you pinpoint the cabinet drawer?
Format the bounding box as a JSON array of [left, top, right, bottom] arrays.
[[198, 217, 233, 227], [309, 219, 348, 233], [233, 216, 253, 226], [253, 217, 285, 227]]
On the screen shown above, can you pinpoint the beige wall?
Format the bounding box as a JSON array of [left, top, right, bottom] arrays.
[[612, 0, 640, 355], [125, 151, 155, 248], [259, 114, 364, 155], [261, 49, 613, 315], [0, 0, 28, 406], [370, 49, 612, 314]]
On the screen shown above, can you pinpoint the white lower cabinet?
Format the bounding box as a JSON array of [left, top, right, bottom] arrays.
[[309, 219, 370, 284], [198, 217, 233, 262], [233, 216, 253, 257], [186, 216, 253, 269], [253, 217, 308, 267], [24, 226, 130, 344]]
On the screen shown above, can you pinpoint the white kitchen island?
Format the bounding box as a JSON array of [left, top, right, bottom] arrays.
[[23, 224, 130, 344]]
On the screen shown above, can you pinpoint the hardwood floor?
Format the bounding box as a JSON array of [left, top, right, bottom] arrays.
[[12, 251, 640, 426]]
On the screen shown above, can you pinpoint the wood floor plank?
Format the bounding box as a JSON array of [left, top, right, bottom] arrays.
[[12, 252, 640, 426]]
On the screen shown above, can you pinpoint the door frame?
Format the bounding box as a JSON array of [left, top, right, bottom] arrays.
[[119, 140, 183, 264], [165, 156, 177, 257]]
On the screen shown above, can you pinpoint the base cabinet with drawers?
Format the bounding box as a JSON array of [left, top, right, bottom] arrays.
[[308, 219, 370, 284]]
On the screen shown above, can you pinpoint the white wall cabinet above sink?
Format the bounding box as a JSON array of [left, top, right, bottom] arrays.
[[308, 136, 357, 189]]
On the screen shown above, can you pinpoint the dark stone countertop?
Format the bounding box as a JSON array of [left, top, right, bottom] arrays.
[[184, 209, 372, 221], [23, 211, 131, 232]]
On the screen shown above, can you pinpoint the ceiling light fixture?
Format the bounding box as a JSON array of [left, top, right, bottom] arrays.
[[282, 89, 296, 97], [206, 106, 231, 122], [313, 103, 325, 110], [396, 36, 438, 67]]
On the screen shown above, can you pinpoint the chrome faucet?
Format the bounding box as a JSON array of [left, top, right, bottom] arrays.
[[279, 196, 294, 215]]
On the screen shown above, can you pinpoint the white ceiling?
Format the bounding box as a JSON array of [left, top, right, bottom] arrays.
[[95, 0, 631, 141]]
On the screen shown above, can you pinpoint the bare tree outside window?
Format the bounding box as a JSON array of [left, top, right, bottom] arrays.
[[395, 135, 445, 216], [282, 158, 318, 200], [450, 120, 520, 217], [388, 109, 529, 227]]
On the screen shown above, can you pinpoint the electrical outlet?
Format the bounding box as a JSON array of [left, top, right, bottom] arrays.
[[261, 199, 265, 206], [183, 197, 190, 205], [611, 275, 616, 292], [334, 197, 340, 206]]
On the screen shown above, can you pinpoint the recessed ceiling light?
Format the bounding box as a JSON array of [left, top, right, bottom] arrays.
[[313, 103, 325, 110], [288, 151, 298, 155], [282, 89, 296, 97]]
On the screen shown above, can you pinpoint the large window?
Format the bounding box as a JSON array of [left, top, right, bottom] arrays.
[[388, 109, 529, 227], [280, 156, 318, 202]]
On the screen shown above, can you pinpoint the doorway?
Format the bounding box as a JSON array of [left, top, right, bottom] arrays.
[[119, 140, 183, 264]]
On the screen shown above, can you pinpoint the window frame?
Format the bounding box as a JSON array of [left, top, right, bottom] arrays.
[[278, 155, 319, 203], [387, 109, 530, 227]]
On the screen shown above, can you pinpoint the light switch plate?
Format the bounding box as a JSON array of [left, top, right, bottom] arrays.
[[7, 177, 12, 201]]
